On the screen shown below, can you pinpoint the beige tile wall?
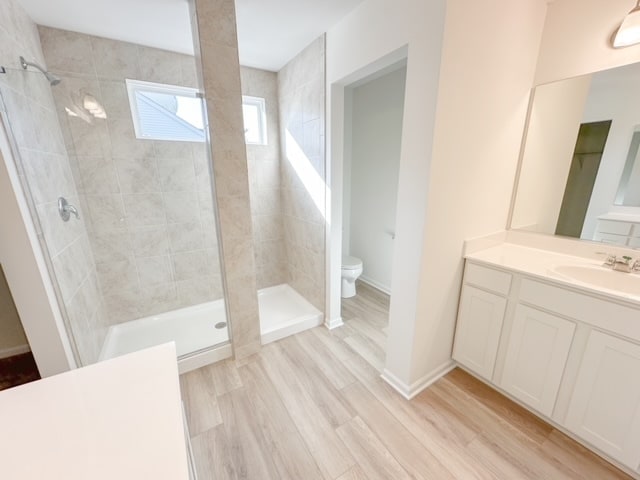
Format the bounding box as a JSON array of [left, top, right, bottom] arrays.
[[39, 27, 224, 325], [191, 0, 261, 358], [0, 0, 108, 364], [240, 67, 287, 290], [278, 36, 326, 311]]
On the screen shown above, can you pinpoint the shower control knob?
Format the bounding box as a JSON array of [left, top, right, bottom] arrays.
[[58, 196, 79, 222]]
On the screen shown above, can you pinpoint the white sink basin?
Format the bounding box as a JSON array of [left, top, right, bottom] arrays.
[[551, 264, 640, 296]]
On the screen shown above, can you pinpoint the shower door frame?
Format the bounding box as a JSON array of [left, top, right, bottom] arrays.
[[0, 93, 78, 374]]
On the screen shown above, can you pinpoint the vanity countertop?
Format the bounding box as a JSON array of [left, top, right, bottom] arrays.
[[0, 343, 189, 480], [466, 243, 640, 306]]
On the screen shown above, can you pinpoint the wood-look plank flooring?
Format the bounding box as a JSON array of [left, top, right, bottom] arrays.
[[183, 281, 631, 479]]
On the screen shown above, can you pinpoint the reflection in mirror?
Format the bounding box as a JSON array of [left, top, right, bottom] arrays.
[[511, 62, 640, 248], [555, 120, 611, 237], [615, 128, 640, 206]]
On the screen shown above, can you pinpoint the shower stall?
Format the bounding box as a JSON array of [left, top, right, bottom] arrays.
[[0, 1, 328, 372], [240, 37, 327, 344], [0, 25, 232, 371]]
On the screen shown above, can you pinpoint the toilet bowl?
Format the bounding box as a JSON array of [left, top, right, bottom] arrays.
[[341, 255, 363, 298]]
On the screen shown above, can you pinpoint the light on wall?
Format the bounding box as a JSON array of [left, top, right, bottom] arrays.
[[613, 0, 640, 48]]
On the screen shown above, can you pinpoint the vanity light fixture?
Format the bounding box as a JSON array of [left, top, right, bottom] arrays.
[[613, 0, 640, 48]]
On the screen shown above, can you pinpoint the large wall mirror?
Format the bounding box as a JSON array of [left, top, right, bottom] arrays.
[[510, 62, 640, 248]]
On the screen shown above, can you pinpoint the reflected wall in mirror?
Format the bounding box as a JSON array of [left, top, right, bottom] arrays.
[[616, 127, 640, 206], [511, 61, 640, 248]]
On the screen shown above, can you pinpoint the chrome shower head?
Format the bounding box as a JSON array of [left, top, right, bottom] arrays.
[[44, 70, 61, 86], [19, 56, 61, 86], [45, 72, 61, 86]]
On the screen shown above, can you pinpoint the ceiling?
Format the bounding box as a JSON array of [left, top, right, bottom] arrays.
[[16, 0, 365, 71]]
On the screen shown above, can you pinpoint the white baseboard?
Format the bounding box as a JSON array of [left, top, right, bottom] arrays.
[[359, 276, 391, 295], [381, 360, 456, 400], [325, 316, 344, 330], [0, 344, 30, 359]]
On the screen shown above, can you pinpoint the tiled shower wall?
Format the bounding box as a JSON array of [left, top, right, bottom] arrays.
[[278, 36, 326, 311], [0, 0, 108, 364], [39, 27, 223, 325], [241, 67, 287, 290]]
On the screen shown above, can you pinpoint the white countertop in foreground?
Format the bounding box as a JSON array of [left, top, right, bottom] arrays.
[[466, 243, 640, 306], [0, 343, 189, 480]]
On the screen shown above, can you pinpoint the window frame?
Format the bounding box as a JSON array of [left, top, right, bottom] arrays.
[[126, 79, 268, 145], [242, 95, 268, 146], [125, 79, 205, 143]]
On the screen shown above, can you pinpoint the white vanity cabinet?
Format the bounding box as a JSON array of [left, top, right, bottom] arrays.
[[452, 286, 506, 380], [453, 257, 640, 476], [565, 331, 640, 469], [500, 305, 575, 417], [452, 263, 511, 381]]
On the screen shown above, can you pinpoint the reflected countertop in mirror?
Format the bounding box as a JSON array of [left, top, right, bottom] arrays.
[[509, 61, 640, 248]]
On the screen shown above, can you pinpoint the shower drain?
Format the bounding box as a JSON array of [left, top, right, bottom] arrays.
[[214, 322, 227, 329]]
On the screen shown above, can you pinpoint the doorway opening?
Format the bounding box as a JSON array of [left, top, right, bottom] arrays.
[[339, 61, 407, 372], [556, 120, 611, 238], [0, 264, 39, 391]]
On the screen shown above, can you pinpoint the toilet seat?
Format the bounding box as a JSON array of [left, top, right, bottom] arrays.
[[342, 255, 362, 270]]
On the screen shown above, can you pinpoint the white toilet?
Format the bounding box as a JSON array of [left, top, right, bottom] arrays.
[[341, 255, 363, 298]]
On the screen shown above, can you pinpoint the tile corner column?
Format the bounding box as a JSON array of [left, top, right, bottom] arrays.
[[190, 0, 261, 359]]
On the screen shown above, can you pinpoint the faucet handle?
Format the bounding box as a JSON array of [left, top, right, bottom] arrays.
[[604, 253, 617, 266], [633, 259, 640, 272], [58, 197, 79, 222]]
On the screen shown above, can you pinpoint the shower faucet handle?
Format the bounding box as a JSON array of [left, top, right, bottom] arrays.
[[58, 197, 79, 222]]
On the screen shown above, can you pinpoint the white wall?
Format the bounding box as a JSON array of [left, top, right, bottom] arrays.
[[406, 0, 547, 392], [535, 0, 640, 85], [511, 75, 592, 233], [327, 0, 547, 394], [326, 0, 446, 376], [342, 90, 353, 254], [345, 66, 406, 293]]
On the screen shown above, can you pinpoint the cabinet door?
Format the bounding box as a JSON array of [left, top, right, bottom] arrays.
[[500, 305, 575, 417], [566, 331, 640, 469], [452, 286, 506, 380]]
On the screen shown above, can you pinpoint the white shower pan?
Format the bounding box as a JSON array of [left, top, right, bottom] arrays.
[[99, 283, 322, 370], [258, 283, 323, 345], [99, 300, 230, 373]]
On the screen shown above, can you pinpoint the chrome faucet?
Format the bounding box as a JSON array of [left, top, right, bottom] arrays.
[[604, 254, 638, 273], [613, 256, 633, 273]]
